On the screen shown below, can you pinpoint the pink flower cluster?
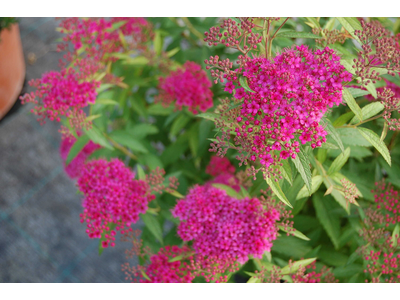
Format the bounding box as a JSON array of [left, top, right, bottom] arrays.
[[205, 156, 240, 192], [20, 68, 99, 125], [217, 45, 352, 170], [78, 158, 154, 248], [60, 135, 100, 179], [156, 61, 214, 114], [172, 185, 280, 264], [373, 181, 400, 227], [206, 156, 235, 176], [140, 245, 195, 283], [58, 17, 152, 63]]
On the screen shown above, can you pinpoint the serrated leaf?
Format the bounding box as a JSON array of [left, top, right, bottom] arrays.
[[265, 176, 292, 208], [328, 147, 351, 174], [65, 135, 90, 166], [348, 88, 371, 99], [340, 59, 356, 75], [336, 128, 371, 146], [324, 118, 345, 152], [276, 30, 322, 39], [337, 17, 362, 44], [280, 258, 317, 275], [324, 18, 336, 31], [278, 225, 310, 241], [84, 127, 113, 150], [296, 175, 323, 200], [350, 102, 384, 124], [305, 17, 320, 28], [291, 149, 312, 194], [141, 213, 163, 244], [313, 196, 341, 249], [239, 75, 255, 93], [196, 112, 220, 121], [280, 159, 293, 185], [319, 142, 339, 150], [343, 88, 362, 122], [357, 127, 391, 166], [381, 121, 389, 141]]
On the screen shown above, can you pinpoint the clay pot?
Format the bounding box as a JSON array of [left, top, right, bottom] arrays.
[[0, 24, 25, 120]]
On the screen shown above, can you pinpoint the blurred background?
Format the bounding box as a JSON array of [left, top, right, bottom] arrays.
[[0, 17, 138, 283]]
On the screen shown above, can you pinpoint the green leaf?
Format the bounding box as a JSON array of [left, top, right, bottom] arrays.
[[166, 189, 184, 199], [154, 30, 163, 56], [343, 88, 362, 122], [166, 47, 180, 58], [280, 258, 317, 275], [305, 17, 320, 28], [96, 83, 114, 94], [291, 149, 312, 194], [313, 196, 341, 249], [348, 88, 371, 99], [336, 128, 371, 147], [128, 123, 159, 139], [265, 176, 292, 208], [141, 213, 163, 244], [95, 99, 120, 106], [122, 56, 150, 66], [147, 103, 174, 116], [392, 223, 400, 248], [276, 30, 321, 39], [337, 17, 362, 43], [170, 114, 191, 137], [328, 147, 351, 174], [381, 121, 389, 141], [340, 59, 356, 75], [84, 127, 114, 150], [280, 159, 293, 185], [357, 127, 391, 166], [196, 112, 220, 121], [212, 183, 242, 199], [278, 225, 310, 241], [239, 75, 255, 93], [365, 81, 377, 99], [350, 102, 384, 124], [324, 118, 345, 152], [65, 135, 90, 166], [296, 175, 323, 200], [109, 131, 148, 154], [136, 165, 146, 180]]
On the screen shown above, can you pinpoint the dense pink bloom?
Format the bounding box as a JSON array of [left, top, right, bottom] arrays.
[[140, 245, 195, 283], [20, 68, 99, 124], [372, 181, 400, 227], [212, 45, 351, 172], [156, 61, 214, 114], [60, 136, 100, 179], [206, 156, 235, 176], [78, 159, 154, 247], [172, 185, 279, 264]]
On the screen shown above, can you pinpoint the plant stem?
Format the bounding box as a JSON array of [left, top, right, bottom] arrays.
[[181, 17, 205, 42]]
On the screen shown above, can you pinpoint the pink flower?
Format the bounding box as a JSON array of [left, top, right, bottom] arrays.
[[21, 68, 99, 125], [140, 246, 195, 283], [59, 135, 101, 179], [172, 185, 280, 264], [156, 61, 214, 114], [214, 45, 351, 173], [78, 158, 155, 247]]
